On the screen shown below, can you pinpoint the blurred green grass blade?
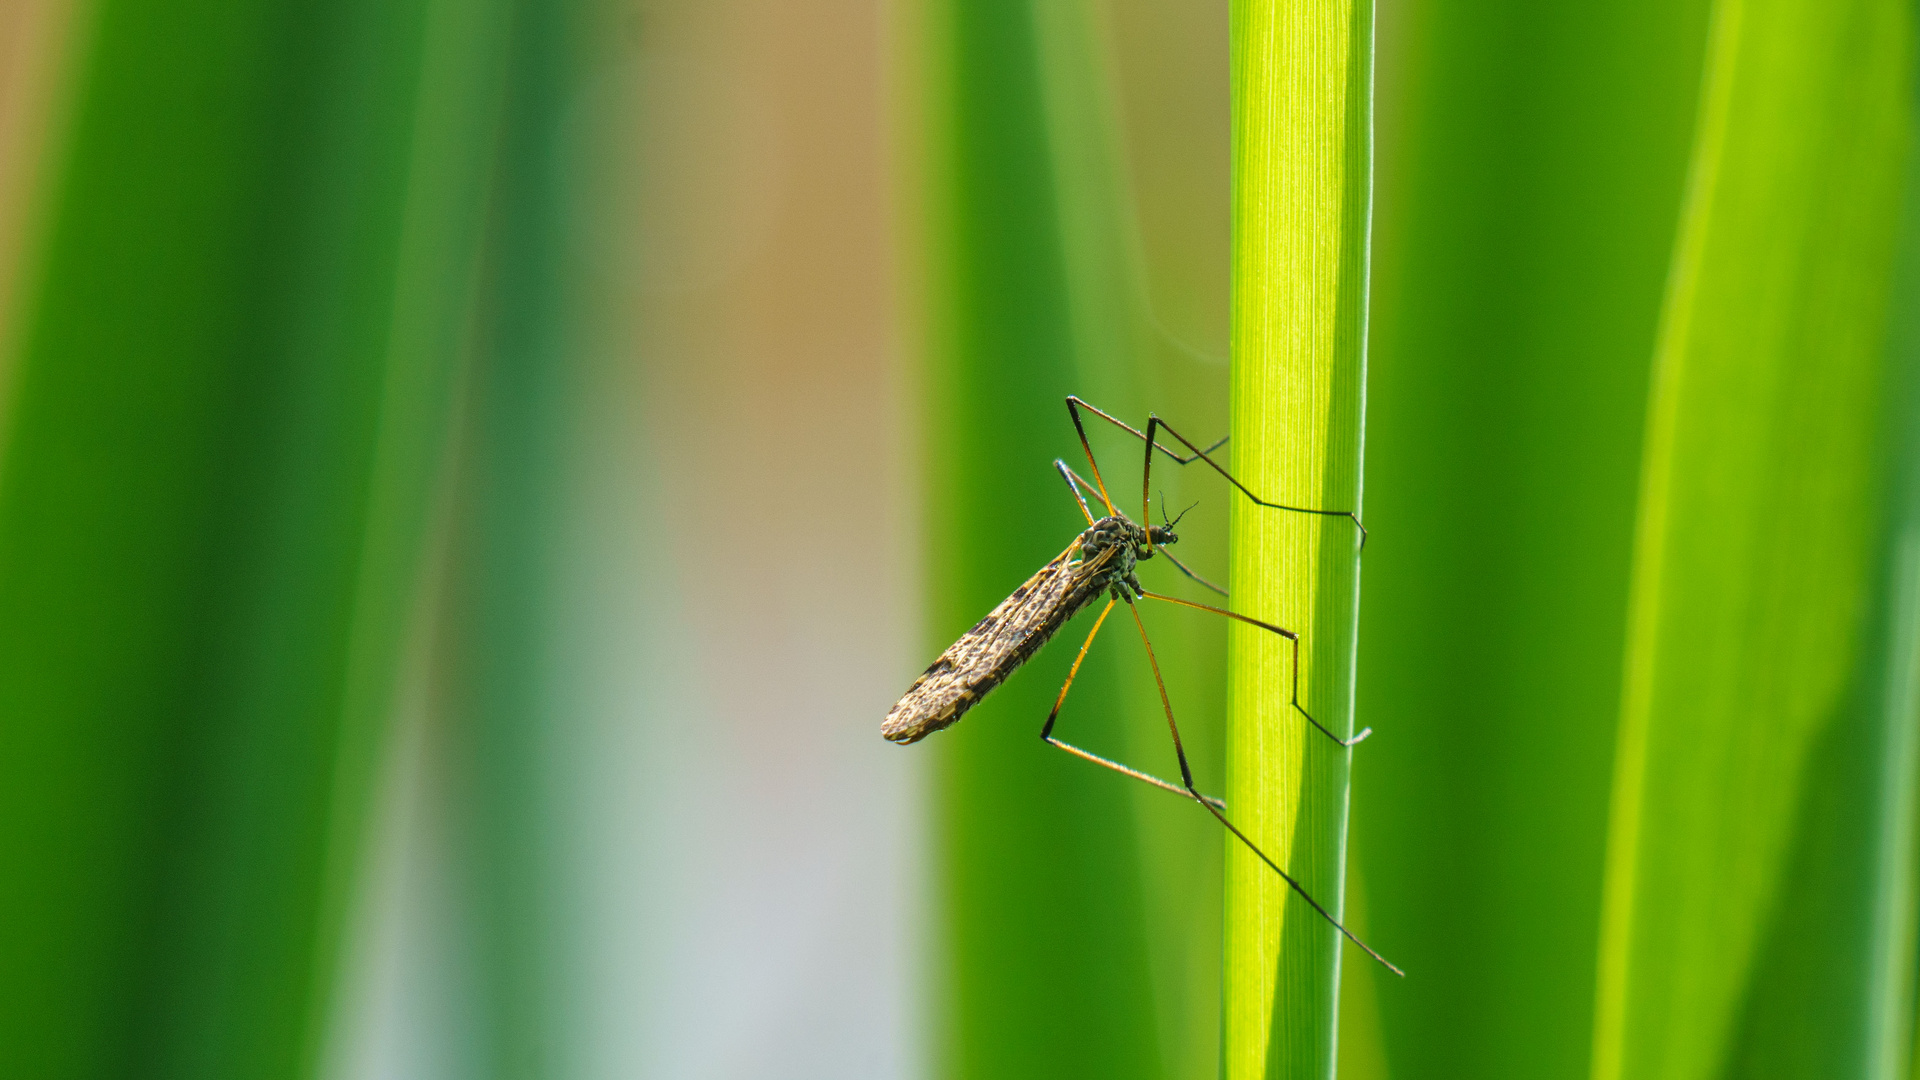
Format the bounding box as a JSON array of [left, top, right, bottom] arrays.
[[1592, 0, 1917, 1076], [916, 0, 1160, 1076], [296, 0, 513, 1069], [0, 0, 497, 1076], [1842, 48, 1920, 1080], [440, 1, 585, 1076], [1097, 8, 1242, 1069], [1887, 93, 1920, 1080], [1350, 0, 1709, 1075], [1222, 0, 1370, 1075], [1030, 5, 1230, 1076]]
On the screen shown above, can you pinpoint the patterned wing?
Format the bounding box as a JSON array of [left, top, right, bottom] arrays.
[[882, 539, 1114, 744]]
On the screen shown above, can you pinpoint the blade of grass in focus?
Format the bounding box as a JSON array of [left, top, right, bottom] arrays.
[[1348, 0, 1709, 1075], [1591, 0, 1920, 1076], [0, 0, 502, 1075], [1223, 0, 1371, 1076]]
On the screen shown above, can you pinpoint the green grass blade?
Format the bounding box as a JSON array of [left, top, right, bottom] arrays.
[[439, 1, 585, 1074], [1348, 1, 1710, 1076], [0, 0, 496, 1075], [1031, 5, 1235, 1075], [1883, 98, 1920, 1080], [915, 1, 1160, 1076], [1591, 0, 1917, 1076], [1223, 0, 1372, 1075]]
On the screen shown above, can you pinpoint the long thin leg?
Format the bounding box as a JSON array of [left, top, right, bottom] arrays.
[[1141, 589, 1371, 747], [1157, 547, 1227, 597], [1060, 456, 1223, 596], [1068, 395, 1229, 465], [1080, 432, 1226, 594], [1064, 399, 1119, 517], [1124, 600, 1402, 976], [1061, 460, 1227, 597], [1136, 545, 1213, 595], [1054, 459, 1097, 526], [1059, 455, 1105, 522], [1041, 598, 1226, 811], [1068, 396, 1367, 548]]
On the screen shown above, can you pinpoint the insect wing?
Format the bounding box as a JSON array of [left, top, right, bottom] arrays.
[[883, 539, 1108, 744]]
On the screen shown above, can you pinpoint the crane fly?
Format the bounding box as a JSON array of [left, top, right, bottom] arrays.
[[883, 395, 1400, 976]]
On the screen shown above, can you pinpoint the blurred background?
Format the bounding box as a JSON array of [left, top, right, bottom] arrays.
[[1, 0, 1915, 1078]]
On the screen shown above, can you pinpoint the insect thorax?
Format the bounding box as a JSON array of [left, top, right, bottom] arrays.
[[1079, 515, 1154, 600]]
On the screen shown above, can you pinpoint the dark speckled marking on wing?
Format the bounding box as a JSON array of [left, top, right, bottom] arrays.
[[882, 539, 1120, 744]]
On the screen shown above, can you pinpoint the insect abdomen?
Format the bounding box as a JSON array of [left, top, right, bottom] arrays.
[[882, 550, 1105, 744]]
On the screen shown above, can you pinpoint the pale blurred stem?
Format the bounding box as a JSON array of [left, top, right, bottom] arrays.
[[1223, 0, 1373, 1077]]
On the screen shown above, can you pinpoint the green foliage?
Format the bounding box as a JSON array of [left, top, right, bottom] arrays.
[[1032, 3, 1237, 1075], [1592, 1, 1920, 1077], [7, 0, 1919, 1076], [918, 1, 1243, 1076], [1350, 0, 1710, 1076], [438, 3, 583, 1078], [917, 0, 1161, 1075], [0, 0, 505, 1076], [1358, 0, 1920, 1076], [1222, 0, 1372, 1076]]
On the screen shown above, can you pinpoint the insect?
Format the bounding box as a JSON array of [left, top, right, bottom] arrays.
[[884, 395, 1400, 975]]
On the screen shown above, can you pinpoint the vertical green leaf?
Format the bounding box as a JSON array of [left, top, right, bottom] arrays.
[[1223, 0, 1371, 1076], [0, 0, 499, 1075], [440, 1, 585, 1077], [1592, 0, 1918, 1077], [1351, 0, 1709, 1075], [1878, 94, 1920, 1080], [1031, 5, 1230, 1074], [916, 0, 1160, 1076]]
